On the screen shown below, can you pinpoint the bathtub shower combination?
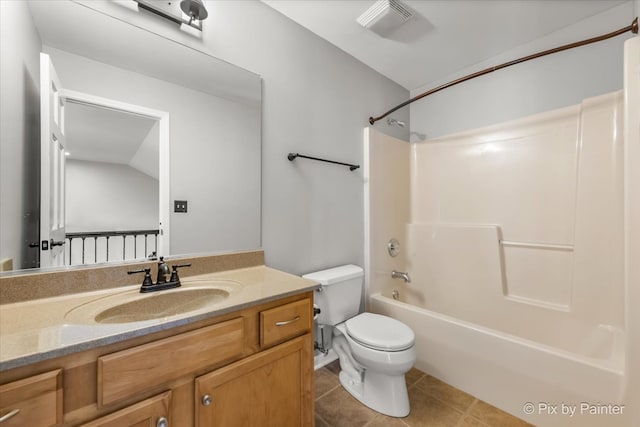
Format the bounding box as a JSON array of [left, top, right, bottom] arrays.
[[364, 38, 638, 427]]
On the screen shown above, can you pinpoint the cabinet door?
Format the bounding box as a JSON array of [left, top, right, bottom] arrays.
[[0, 370, 62, 427], [82, 391, 171, 427], [195, 334, 312, 427]]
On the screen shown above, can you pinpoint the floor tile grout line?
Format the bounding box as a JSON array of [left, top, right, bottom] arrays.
[[362, 413, 412, 427], [315, 383, 341, 402], [315, 411, 332, 427], [463, 398, 478, 416], [410, 376, 472, 414], [408, 374, 427, 390], [407, 373, 426, 389], [362, 417, 376, 427], [452, 398, 480, 427]]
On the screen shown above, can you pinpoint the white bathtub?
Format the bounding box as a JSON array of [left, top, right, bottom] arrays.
[[370, 293, 625, 427]]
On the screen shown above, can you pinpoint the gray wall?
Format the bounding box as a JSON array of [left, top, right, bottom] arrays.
[[65, 160, 158, 233], [410, 2, 636, 140], [203, 2, 411, 274], [0, 1, 42, 270], [80, 0, 411, 275]]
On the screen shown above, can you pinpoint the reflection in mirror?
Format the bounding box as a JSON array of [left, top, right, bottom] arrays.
[[65, 100, 161, 266], [0, 1, 262, 273]]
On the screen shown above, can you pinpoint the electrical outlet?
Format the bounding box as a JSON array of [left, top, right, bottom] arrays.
[[174, 200, 188, 213]]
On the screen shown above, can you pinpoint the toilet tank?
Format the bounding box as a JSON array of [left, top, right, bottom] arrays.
[[303, 265, 363, 326]]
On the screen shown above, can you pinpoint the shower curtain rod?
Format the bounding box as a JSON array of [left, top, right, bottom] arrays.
[[369, 17, 638, 125]]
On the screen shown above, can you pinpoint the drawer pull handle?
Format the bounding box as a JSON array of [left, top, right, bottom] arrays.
[[275, 316, 301, 326], [157, 416, 168, 427], [202, 394, 212, 406], [0, 409, 20, 423]]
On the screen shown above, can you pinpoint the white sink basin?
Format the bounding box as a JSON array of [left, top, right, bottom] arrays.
[[65, 280, 243, 324]]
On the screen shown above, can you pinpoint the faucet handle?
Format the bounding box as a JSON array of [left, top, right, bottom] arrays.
[[169, 263, 192, 284], [172, 263, 192, 268], [128, 268, 154, 288]]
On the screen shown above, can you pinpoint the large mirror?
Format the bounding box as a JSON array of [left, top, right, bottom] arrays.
[[0, 1, 262, 272]]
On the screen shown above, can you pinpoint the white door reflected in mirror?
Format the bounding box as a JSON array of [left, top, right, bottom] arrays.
[[40, 52, 67, 268], [40, 53, 170, 267]]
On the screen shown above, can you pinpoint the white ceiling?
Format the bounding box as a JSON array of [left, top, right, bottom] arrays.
[[65, 101, 157, 165], [262, 0, 627, 90]]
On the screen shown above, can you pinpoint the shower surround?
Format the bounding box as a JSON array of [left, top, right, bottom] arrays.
[[364, 38, 639, 427]]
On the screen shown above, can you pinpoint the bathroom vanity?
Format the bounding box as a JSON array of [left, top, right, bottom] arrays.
[[0, 251, 316, 426]]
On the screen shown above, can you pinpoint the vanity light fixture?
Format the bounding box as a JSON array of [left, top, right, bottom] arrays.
[[180, 0, 208, 25], [134, 0, 208, 31]]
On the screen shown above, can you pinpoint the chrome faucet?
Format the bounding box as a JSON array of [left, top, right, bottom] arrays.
[[128, 256, 192, 293], [391, 270, 411, 283]]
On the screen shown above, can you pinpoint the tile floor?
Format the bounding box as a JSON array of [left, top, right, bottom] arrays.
[[315, 360, 534, 427]]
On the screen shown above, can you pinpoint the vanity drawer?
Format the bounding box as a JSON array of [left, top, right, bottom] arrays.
[[0, 369, 63, 427], [98, 318, 244, 407], [260, 298, 311, 348]]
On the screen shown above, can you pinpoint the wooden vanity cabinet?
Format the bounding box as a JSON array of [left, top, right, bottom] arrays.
[[0, 292, 314, 427]]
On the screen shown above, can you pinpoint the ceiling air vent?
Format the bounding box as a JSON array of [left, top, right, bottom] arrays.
[[356, 0, 413, 37]]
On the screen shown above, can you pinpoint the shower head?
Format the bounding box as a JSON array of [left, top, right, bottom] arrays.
[[387, 117, 406, 127]]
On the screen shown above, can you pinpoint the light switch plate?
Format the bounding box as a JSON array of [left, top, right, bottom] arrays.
[[174, 200, 188, 213]]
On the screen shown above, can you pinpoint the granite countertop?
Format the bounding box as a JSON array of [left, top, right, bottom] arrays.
[[0, 265, 318, 371]]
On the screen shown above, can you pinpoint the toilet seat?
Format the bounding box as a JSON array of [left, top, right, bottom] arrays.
[[345, 313, 415, 351]]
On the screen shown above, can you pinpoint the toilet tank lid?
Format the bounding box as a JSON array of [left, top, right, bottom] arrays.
[[302, 264, 363, 285]]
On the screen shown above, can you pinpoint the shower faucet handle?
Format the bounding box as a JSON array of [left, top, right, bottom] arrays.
[[391, 271, 411, 283]]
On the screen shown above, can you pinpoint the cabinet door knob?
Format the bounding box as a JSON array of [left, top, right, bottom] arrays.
[[202, 394, 212, 406], [156, 417, 168, 427]]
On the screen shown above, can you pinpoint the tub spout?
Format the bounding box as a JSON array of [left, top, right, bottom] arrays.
[[391, 271, 411, 283]]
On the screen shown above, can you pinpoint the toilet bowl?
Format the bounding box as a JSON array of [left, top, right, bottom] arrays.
[[333, 313, 415, 417], [338, 313, 416, 372], [303, 264, 416, 417]]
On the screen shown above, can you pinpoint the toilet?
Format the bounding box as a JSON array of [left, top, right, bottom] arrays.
[[304, 265, 416, 417]]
